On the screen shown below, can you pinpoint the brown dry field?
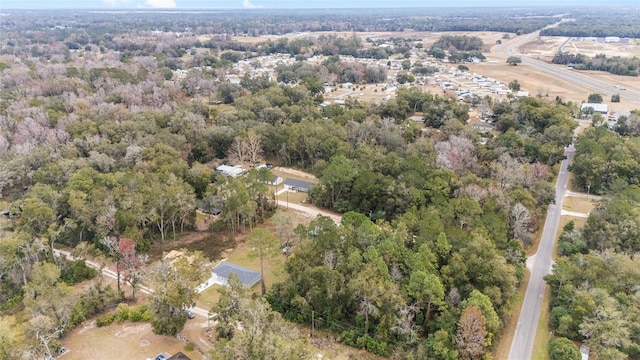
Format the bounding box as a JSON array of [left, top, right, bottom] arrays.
[[484, 34, 639, 110], [467, 57, 639, 111], [563, 196, 597, 214], [62, 319, 204, 360], [231, 30, 508, 48], [559, 37, 639, 58]]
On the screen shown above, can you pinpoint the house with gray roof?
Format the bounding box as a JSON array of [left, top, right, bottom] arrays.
[[284, 178, 313, 192]]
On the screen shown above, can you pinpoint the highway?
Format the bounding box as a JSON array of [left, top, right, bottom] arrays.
[[508, 144, 574, 360], [495, 30, 640, 104]]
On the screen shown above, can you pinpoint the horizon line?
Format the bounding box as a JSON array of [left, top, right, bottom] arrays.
[[3, 5, 638, 10]]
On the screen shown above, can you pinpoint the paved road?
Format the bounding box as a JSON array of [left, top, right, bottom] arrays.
[[509, 144, 574, 360], [495, 30, 640, 104]]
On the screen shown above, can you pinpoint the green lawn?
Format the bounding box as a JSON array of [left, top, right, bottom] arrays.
[[276, 190, 308, 205], [224, 242, 288, 292], [196, 284, 223, 312], [196, 240, 289, 308]]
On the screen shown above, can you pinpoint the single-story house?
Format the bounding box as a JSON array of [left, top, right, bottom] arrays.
[[212, 262, 261, 288], [167, 352, 191, 360], [216, 164, 245, 177], [581, 103, 609, 114], [284, 178, 313, 192]]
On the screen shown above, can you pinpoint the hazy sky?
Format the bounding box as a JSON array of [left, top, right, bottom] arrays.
[[2, 0, 639, 9]]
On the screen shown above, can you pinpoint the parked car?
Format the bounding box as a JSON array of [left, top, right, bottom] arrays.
[[186, 310, 195, 319], [155, 355, 166, 360]]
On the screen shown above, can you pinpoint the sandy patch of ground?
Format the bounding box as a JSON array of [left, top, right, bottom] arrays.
[[519, 36, 566, 59], [272, 166, 317, 181], [62, 321, 202, 360], [561, 37, 640, 58]]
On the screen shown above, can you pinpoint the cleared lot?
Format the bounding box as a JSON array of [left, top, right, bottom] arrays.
[[61, 320, 203, 360]]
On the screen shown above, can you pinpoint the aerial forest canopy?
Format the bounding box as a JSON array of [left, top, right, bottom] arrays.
[[0, 7, 599, 358]]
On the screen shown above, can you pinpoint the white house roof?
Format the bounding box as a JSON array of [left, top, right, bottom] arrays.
[[216, 165, 245, 176], [581, 103, 609, 113]]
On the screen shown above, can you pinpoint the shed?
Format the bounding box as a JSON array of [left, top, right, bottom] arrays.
[[212, 262, 261, 288], [284, 178, 313, 192], [581, 103, 608, 114]]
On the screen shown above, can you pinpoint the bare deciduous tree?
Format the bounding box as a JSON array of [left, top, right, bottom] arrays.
[[245, 129, 263, 166], [510, 202, 533, 245], [493, 153, 524, 189], [228, 136, 248, 167], [435, 135, 478, 174], [456, 305, 488, 360]]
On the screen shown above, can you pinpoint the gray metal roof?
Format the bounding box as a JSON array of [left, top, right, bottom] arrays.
[[284, 178, 313, 189], [213, 262, 261, 288]]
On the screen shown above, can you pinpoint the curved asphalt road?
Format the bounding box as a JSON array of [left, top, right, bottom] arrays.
[[508, 144, 574, 360]]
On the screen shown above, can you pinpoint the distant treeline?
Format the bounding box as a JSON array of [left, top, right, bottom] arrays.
[[2, 7, 560, 38], [541, 9, 640, 38], [552, 52, 639, 77], [541, 24, 640, 38]]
